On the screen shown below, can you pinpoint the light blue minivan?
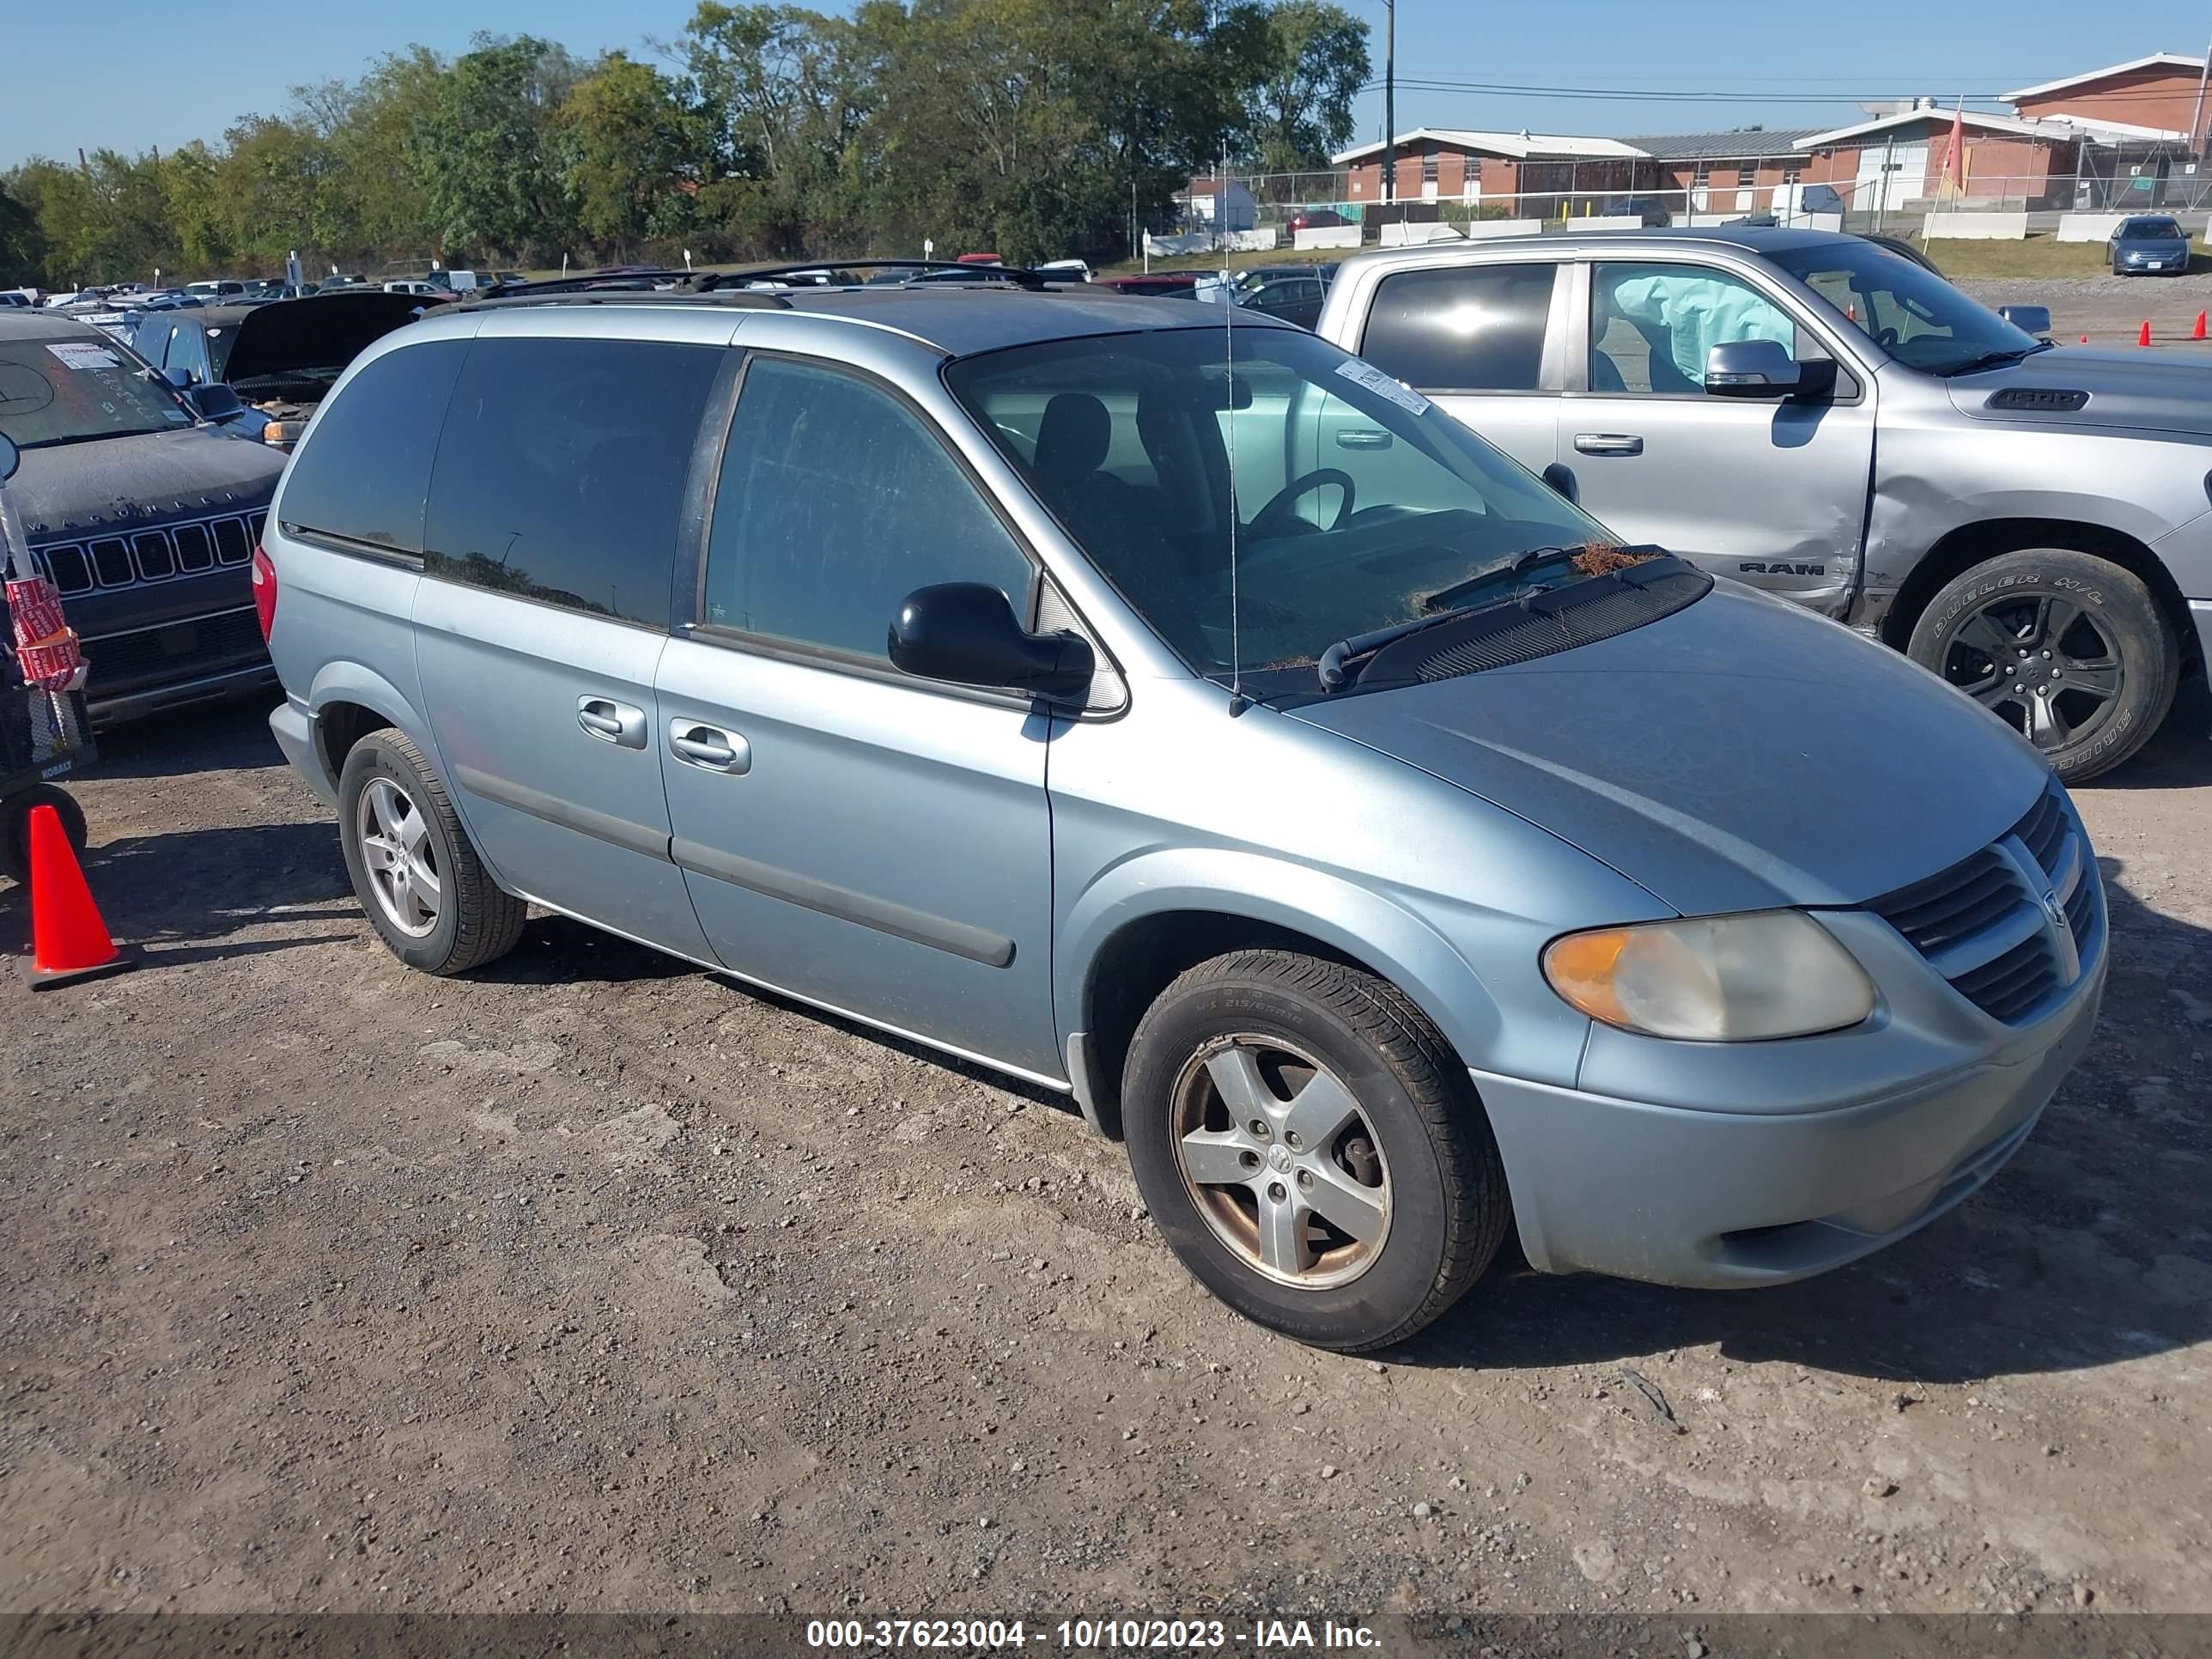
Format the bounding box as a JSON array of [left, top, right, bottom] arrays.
[[258, 271, 2103, 1350]]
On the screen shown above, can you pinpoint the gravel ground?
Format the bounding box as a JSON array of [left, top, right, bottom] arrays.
[[1958, 271, 2212, 346], [2, 686, 2209, 1640]]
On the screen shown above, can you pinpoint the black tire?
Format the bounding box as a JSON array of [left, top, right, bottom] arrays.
[[1906, 548, 2179, 783], [1122, 949, 1510, 1352], [0, 782, 88, 885], [337, 727, 526, 975]]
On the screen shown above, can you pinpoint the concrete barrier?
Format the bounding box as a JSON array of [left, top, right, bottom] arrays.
[[1379, 222, 1465, 246], [1293, 225, 1363, 251], [1923, 211, 2028, 240], [2056, 212, 2129, 243], [1463, 218, 1543, 240], [1224, 228, 1279, 252], [1564, 215, 1641, 232]]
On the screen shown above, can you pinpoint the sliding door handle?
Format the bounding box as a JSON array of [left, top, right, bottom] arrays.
[[669, 720, 751, 775]]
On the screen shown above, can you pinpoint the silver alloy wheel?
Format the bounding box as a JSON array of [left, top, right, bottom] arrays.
[[356, 775, 441, 939], [1170, 1035, 1392, 1290]]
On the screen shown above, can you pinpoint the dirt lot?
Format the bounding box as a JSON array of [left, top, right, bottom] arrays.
[[3, 685, 2209, 1640]]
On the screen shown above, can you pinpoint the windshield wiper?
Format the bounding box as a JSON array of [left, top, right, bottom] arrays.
[[1317, 593, 1527, 691], [1944, 340, 2054, 377], [19, 426, 179, 449], [1418, 544, 1584, 613]]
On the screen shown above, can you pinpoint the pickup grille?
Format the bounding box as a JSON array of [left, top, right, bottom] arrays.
[[1868, 781, 2101, 1024], [32, 508, 264, 597]]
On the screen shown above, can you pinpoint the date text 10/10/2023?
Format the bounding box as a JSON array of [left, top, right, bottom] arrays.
[[805, 1619, 1383, 1649]]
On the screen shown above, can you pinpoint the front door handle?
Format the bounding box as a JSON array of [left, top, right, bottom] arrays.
[[577, 696, 647, 749], [1574, 432, 1645, 457], [1335, 427, 1393, 451], [669, 720, 751, 775]]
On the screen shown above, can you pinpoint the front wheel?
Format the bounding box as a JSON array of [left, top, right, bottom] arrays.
[[1122, 950, 1510, 1352], [1906, 548, 2178, 783]]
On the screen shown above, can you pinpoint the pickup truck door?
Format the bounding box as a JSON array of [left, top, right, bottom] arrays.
[[1344, 258, 1565, 477], [1555, 258, 1875, 613]]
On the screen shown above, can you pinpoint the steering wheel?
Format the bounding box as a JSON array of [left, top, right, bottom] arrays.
[[1249, 468, 1356, 537], [1873, 325, 1900, 349]]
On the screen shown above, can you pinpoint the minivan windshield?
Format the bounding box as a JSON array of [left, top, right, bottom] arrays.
[[1769, 240, 2040, 375], [0, 332, 195, 448], [945, 325, 1617, 691]]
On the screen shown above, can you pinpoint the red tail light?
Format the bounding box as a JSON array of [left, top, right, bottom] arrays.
[[251, 544, 277, 641]]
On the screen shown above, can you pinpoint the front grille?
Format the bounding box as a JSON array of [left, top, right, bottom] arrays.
[[30, 507, 263, 599], [80, 605, 266, 696], [1868, 781, 2100, 1024]]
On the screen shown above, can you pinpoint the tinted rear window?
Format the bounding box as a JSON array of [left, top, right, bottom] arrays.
[[279, 339, 467, 555], [422, 337, 722, 627], [1360, 263, 1557, 392]]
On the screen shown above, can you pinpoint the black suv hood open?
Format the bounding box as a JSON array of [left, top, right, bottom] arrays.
[[222, 292, 425, 385]]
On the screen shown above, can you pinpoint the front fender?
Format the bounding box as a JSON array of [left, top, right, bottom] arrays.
[[1058, 846, 1570, 1092]]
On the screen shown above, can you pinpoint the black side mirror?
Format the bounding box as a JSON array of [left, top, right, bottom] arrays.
[[889, 582, 1095, 697], [186, 382, 243, 421], [0, 431, 17, 483], [1704, 339, 1802, 398], [1996, 304, 2052, 336], [1540, 462, 1579, 506]]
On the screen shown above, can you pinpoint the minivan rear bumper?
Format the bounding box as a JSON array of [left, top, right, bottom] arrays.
[[270, 696, 337, 807], [1472, 953, 2103, 1288]]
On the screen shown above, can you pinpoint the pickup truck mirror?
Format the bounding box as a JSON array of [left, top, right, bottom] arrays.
[[1540, 462, 1579, 505], [1704, 339, 1802, 398], [1996, 304, 2052, 336]]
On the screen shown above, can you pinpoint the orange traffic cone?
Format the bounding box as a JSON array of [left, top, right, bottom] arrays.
[[20, 803, 134, 990], [2138, 319, 2153, 347], [2194, 310, 2207, 340]]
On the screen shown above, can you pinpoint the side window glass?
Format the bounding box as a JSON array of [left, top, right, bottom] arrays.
[[1590, 262, 1800, 394], [278, 339, 469, 556], [133, 319, 169, 367], [702, 356, 1033, 662], [1359, 263, 1557, 392], [423, 337, 722, 626]]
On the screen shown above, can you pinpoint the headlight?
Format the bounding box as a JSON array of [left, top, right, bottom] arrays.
[[1542, 911, 1875, 1041]]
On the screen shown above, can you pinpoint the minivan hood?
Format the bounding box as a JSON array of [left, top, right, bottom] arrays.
[[1945, 346, 2212, 440], [8, 424, 283, 541], [222, 291, 425, 386], [1288, 585, 2051, 916]]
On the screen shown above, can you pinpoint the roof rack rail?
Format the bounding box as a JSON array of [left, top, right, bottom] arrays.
[[699, 258, 1059, 292], [461, 258, 1073, 309], [461, 289, 793, 313]]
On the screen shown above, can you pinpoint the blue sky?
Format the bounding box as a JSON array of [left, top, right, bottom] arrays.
[[5, 0, 2210, 169]]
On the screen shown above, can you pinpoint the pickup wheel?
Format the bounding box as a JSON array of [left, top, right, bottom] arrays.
[[1122, 949, 1510, 1352], [1907, 549, 2178, 783], [337, 728, 527, 975]]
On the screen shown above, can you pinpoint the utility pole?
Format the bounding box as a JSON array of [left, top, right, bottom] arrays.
[[1382, 0, 1396, 204], [2191, 33, 2212, 156]]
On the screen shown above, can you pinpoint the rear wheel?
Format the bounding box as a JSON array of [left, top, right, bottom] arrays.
[[337, 728, 526, 974], [1907, 548, 2178, 783], [1122, 949, 1510, 1352]]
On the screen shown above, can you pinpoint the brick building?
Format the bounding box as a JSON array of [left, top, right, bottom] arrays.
[[2004, 52, 2209, 146]]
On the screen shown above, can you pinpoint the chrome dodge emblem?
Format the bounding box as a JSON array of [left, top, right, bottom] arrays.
[[2044, 890, 2068, 930]]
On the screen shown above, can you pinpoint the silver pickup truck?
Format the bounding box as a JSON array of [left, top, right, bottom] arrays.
[[1314, 225, 2212, 781]]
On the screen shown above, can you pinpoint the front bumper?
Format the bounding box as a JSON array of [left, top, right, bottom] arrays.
[[89, 659, 277, 726], [1474, 948, 2105, 1288]]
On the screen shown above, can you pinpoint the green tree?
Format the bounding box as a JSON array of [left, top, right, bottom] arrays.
[[562, 52, 696, 256], [0, 179, 48, 287], [1234, 0, 1370, 171], [409, 34, 580, 260]]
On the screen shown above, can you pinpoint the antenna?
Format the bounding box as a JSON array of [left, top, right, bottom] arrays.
[[1224, 265, 1243, 714]]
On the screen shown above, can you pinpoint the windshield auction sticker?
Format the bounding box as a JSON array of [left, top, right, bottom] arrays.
[[1334, 358, 1430, 416], [46, 343, 123, 372]]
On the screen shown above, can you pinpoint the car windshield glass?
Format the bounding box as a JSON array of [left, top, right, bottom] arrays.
[[2121, 218, 2182, 239], [944, 325, 1617, 693], [1770, 240, 2037, 374], [0, 333, 193, 447]]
